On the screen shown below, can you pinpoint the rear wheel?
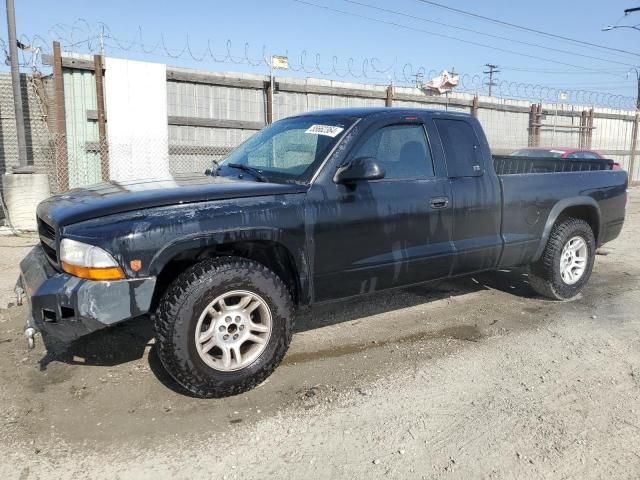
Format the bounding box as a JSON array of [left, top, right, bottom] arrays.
[[528, 218, 596, 300], [154, 256, 294, 398]]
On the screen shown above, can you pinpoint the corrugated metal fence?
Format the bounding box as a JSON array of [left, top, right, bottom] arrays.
[[2, 49, 639, 194]]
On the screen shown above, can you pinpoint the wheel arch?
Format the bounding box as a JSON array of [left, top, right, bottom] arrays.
[[149, 231, 307, 309], [533, 197, 601, 262]]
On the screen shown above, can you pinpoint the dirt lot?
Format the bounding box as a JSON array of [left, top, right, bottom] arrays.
[[0, 230, 37, 309], [1, 190, 639, 480]]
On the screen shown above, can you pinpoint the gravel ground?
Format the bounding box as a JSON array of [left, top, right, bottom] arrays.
[[0, 231, 37, 309], [0, 189, 639, 480]]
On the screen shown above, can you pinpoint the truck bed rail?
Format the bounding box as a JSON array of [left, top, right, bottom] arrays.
[[493, 155, 614, 175]]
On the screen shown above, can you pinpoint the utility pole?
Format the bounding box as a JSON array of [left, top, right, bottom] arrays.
[[484, 63, 500, 97], [637, 73, 640, 111], [632, 68, 640, 110], [603, 7, 640, 109], [626, 7, 640, 109], [99, 24, 105, 57], [412, 72, 424, 88], [5, 0, 30, 172]]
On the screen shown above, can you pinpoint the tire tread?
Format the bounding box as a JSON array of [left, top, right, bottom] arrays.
[[154, 256, 293, 398], [529, 218, 595, 300]]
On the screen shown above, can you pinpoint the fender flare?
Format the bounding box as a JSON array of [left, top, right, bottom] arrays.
[[532, 196, 601, 261], [148, 227, 304, 278]]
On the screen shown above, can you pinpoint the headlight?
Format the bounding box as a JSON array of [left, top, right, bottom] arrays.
[[60, 239, 125, 280]]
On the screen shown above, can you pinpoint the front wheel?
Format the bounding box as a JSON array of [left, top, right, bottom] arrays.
[[154, 256, 294, 398], [528, 218, 596, 300]]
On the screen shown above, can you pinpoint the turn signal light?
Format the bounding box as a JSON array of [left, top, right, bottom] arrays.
[[61, 261, 126, 281]]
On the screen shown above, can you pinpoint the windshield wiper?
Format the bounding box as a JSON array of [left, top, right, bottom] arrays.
[[228, 163, 269, 183], [205, 160, 220, 177]]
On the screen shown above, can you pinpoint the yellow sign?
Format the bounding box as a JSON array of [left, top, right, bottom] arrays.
[[271, 55, 289, 70]]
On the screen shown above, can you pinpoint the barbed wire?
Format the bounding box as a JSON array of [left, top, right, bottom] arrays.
[[0, 19, 636, 110], [455, 75, 636, 110]]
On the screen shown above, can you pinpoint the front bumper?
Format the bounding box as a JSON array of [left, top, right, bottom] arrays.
[[18, 245, 156, 343]]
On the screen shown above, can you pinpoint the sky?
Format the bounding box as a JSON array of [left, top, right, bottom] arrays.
[[1, 0, 639, 102]]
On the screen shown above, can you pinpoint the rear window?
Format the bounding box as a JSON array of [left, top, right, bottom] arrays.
[[434, 119, 482, 177], [511, 149, 565, 158], [567, 151, 601, 160]]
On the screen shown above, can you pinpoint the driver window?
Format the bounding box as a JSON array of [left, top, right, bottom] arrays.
[[352, 124, 434, 179]]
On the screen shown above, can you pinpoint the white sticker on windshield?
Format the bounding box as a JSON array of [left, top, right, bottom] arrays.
[[305, 124, 344, 137]]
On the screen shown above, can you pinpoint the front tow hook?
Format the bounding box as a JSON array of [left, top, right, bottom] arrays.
[[24, 326, 36, 349], [24, 317, 38, 350], [15, 284, 24, 307]]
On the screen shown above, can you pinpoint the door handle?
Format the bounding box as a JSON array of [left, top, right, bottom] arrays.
[[430, 196, 449, 209]]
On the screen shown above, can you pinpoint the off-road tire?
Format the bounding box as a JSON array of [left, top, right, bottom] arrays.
[[528, 218, 596, 300], [154, 256, 294, 398]]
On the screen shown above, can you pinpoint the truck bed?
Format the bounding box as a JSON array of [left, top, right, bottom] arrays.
[[496, 164, 627, 269], [493, 155, 614, 175]]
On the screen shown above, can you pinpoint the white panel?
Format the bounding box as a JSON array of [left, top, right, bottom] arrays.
[[105, 58, 171, 181]]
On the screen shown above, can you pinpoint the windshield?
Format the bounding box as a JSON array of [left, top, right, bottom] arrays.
[[218, 115, 355, 183]]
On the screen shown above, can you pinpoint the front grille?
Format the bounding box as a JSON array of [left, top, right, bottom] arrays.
[[38, 218, 55, 240], [41, 242, 58, 263], [37, 217, 58, 264]]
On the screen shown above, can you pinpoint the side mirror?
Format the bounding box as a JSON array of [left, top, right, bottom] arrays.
[[333, 157, 385, 184]]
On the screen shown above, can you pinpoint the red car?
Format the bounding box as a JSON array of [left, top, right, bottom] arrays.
[[511, 147, 622, 170]]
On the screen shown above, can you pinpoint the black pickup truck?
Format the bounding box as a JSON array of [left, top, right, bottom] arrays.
[[18, 107, 627, 397]]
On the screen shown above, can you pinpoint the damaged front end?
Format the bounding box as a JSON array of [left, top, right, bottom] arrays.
[[18, 245, 156, 347]]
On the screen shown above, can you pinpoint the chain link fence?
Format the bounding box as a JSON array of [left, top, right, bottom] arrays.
[[34, 135, 234, 193], [0, 74, 56, 178]]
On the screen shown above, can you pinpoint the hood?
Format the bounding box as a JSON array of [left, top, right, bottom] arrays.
[[37, 174, 307, 227]]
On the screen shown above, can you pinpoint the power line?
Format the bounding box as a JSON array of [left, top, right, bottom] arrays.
[[603, 5, 640, 109], [537, 82, 635, 88], [414, 0, 640, 59], [340, 0, 639, 68], [500, 66, 631, 74], [291, 0, 629, 75], [542, 80, 636, 85]]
